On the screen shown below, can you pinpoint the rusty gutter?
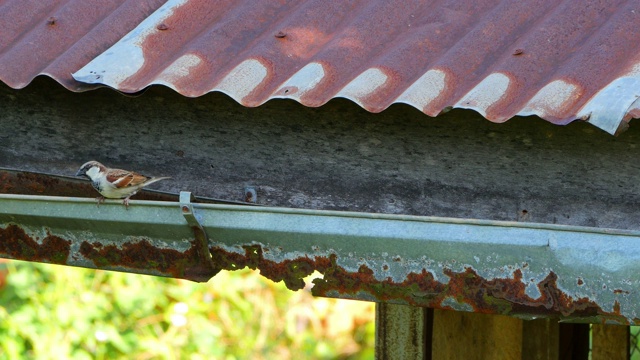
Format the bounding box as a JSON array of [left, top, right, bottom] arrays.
[[1, 193, 639, 323], [0, 167, 252, 205]]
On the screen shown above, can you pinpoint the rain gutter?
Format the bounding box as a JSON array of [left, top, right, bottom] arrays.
[[1, 193, 639, 324]]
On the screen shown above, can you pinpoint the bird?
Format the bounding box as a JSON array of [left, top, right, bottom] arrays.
[[75, 161, 170, 208]]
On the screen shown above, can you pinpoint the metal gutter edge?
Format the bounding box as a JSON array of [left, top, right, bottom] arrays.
[[1, 193, 639, 323]]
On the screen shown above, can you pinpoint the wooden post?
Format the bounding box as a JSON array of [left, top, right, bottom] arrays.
[[521, 318, 560, 360], [558, 324, 590, 359], [591, 324, 629, 360], [431, 310, 522, 360], [375, 303, 431, 360]]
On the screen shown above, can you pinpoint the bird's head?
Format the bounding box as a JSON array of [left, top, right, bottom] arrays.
[[76, 161, 105, 179]]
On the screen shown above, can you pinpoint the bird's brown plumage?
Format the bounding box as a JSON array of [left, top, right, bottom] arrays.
[[106, 169, 151, 188]]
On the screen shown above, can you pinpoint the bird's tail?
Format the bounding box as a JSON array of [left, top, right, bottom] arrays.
[[145, 176, 171, 186]]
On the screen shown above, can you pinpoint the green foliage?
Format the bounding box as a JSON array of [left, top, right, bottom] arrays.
[[631, 326, 640, 360], [0, 261, 374, 359]]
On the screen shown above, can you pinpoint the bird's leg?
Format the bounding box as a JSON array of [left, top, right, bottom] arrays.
[[95, 196, 105, 207], [122, 190, 138, 209], [123, 196, 131, 209]]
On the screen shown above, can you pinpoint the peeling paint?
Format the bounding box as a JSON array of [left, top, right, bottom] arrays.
[[79, 238, 216, 281], [216, 59, 269, 103], [337, 68, 388, 106], [456, 73, 511, 119], [209, 243, 630, 322], [0, 224, 70, 265]]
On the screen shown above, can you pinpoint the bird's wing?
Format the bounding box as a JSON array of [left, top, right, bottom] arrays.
[[106, 169, 151, 188]]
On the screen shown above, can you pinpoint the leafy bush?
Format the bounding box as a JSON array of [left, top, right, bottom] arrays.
[[0, 261, 374, 359]]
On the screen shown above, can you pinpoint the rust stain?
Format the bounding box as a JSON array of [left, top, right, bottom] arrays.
[[613, 300, 621, 316], [0, 172, 14, 193], [79, 239, 217, 281], [613, 289, 630, 295], [210, 245, 325, 290], [209, 244, 627, 321], [1, 170, 177, 201], [0, 224, 70, 264]]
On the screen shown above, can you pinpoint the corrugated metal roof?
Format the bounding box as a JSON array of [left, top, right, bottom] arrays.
[[2, 1, 639, 134], [0, 0, 166, 90]]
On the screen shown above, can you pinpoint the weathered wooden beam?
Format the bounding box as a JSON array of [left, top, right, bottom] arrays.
[[3, 78, 640, 231]]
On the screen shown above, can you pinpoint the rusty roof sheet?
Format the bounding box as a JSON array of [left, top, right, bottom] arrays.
[[0, 0, 166, 91], [1, 1, 639, 134]]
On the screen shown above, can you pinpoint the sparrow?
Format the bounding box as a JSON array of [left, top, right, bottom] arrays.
[[75, 161, 170, 208]]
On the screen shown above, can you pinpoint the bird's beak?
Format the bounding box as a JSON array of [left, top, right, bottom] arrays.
[[75, 169, 84, 177]]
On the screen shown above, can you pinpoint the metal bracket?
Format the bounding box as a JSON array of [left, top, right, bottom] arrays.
[[179, 191, 218, 281], [244, 186, 257, 203]]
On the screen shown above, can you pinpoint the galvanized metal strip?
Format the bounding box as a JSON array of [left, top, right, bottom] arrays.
[[1, 194, 639, 322], [198, 204, 640, 323], [179, 191, 217, 281]]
